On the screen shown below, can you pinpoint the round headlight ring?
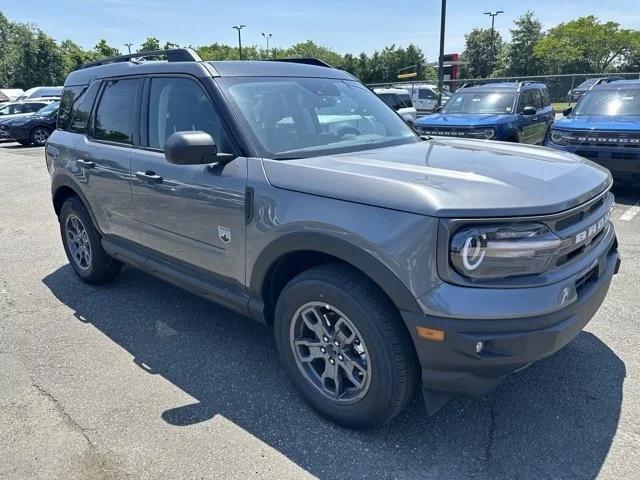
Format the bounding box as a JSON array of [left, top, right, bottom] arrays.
[[483, 128, 496, 139], [461, 234, 486, 271], [550, 130, 564, 144]]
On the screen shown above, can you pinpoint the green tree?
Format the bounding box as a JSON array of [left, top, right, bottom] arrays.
[[94, 39, 120, 57], [60, 39, 93, 74], [8, 25, 64, 88], [499, 11, 545, 77], [163, 41, 179, 50], [534, 16, 633, 73], [139, 37, 161, 52], [459, 28, 504, 78]]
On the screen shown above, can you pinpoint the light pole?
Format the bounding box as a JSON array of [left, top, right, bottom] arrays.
[[124, 43, 133, 54], [483, 10, 504, 76], [261, 32, 272, 58], [437, 0, 447, 107], [232, 25, 246, 60]]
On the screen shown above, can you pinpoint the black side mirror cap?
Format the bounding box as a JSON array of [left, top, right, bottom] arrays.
[[522, 106, 537, 116], [563, 106, 573, 116], [433, 105, 443, 113], [165, 131, 231, 165]]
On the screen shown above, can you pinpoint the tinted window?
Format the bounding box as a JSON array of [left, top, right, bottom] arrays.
[[148, 77, 230, 151], [58, 86, 86, 130], [530, 89, 542, 109], [540, 88, 551, 107], [25, 103, 47, 112], [68, 83, 100, 133], [418, 88, 436, 100], [93, 79, 140, 144], [377, 93, 402, 110], [398, 93, 413, 108], [519, 90, 533, 110]]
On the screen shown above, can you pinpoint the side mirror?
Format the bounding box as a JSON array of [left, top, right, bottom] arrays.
[[165, 131, 228, 165], [563, 106, 573, 117], [433, 105, 443, 113], [522, 106, 537, 116]]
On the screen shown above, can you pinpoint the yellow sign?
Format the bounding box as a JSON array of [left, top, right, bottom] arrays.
[[397, 72, 417, 79]]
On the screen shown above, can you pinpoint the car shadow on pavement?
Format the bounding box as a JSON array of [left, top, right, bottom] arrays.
[[43, 264, 625, 480]]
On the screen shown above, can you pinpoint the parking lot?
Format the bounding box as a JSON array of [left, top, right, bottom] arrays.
[[1, 142, 639, 480]]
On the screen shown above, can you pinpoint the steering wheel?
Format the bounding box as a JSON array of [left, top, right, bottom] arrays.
[[335, 127, 361, 141]]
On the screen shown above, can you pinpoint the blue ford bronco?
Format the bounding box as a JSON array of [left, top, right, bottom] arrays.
[[546, 79, 640, 185], [414, 82, 555, 144], [47, 49, 619, 428]]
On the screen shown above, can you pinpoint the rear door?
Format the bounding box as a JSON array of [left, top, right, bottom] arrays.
[[131, 75, 247, 286], [74, 78, 142, 242]]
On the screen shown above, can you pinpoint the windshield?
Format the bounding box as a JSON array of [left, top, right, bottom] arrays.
[[36, 102, 59, 116], [576, 78, 599, 89], [573, 89, 640, 116], [218, 77, 417, 159], [441, 91, 516, 114]]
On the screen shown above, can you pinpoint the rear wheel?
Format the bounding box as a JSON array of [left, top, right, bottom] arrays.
[[59, 197, 122, 284], [30, 127, 50, 146], [274, 264, 419, 428]]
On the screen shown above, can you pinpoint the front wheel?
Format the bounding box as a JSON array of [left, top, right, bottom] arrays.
[[274, 264, 419, 428], [30, 126, 51, 146]]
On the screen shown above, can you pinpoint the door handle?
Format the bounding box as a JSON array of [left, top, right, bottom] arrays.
[[76, 159, 95, 168], [135, 170, 163, 183]]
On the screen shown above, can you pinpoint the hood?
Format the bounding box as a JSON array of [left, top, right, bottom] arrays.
[[555, 115, 640, 132], [262, 139, 611, 218], [416, 113, 514, 127]]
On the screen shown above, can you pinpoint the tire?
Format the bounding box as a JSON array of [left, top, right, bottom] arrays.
[[30, 126, 51, 146], [59, 196, 122, 284], [274, 263, 419, 428], [17, 139, 31, 146]]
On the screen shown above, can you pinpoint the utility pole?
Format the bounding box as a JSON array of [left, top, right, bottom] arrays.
[[437, 0, 447, 107], [124, 43, 133, 54], [232, 25, 246, 60], [261, 32, 272, 58], [483, 10, 504, 76]]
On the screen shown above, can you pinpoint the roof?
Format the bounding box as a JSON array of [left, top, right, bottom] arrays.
[[592, 79, 640, 90], [65, 58, 354, 86]]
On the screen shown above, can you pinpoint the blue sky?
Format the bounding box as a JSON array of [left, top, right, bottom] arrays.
[[2, 0, 638, 60]]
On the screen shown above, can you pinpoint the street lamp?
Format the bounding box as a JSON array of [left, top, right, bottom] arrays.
[[232, 25, 246, 60], [124, 43, 134, 54], [483, 10, 504, 76], [261, 32, 272, 58]]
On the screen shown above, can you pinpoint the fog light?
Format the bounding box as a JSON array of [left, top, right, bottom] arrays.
[[475, 341, 484, 353]]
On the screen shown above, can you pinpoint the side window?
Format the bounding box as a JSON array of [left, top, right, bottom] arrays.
[[540, 88, 551, 107], [11, 105, 23, 114], [68, 83, 100, 133], [26, 103, 45, 112], [398, 93, 413, 108], [530, 89, 542, 109], [519, 90, 533, 111], [58, 86, 86, 130], [418, 88, 436, 100], [93, 79, 140, 144], [147, 77, 230, 151]]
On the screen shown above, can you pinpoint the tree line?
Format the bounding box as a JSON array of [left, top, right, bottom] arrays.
[[1, 10, 640, 90]]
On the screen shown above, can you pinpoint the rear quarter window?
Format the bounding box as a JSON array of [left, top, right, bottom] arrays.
[[58, 86, 86, 131], [67, 83, 100, 134]]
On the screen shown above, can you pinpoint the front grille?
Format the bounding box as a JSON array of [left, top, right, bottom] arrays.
[[576, 150, 600, 160], [560, 130, 640, 148]]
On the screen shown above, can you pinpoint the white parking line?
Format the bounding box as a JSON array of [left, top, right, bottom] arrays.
[[620, 202, 640, 222]]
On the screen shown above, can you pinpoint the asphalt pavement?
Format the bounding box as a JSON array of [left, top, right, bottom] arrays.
[[1, 142, 639, 480]]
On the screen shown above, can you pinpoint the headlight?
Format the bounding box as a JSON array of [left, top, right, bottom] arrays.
[[450, 223, 564, 279], [482, 128, 496, 139], [549, 129, 568, 145]]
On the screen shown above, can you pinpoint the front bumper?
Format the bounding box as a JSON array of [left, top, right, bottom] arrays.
[[547, 143, 640, 182], [402, 232, 619, 411]]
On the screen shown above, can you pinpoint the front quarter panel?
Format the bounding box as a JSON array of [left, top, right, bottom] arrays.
[[246, 157, 441, 310]]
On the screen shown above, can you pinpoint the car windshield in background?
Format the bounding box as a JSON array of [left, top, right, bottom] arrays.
[[219, 77, 417, 159], [36, 102, 59, 116], [574, 90, 640, 116], [441, 91, 516, 114]]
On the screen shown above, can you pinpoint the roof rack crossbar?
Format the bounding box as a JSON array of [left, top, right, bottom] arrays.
[[265, 57, 334, 68], [79, 48, 202, 70]]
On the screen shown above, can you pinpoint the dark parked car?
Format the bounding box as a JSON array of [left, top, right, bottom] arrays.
[[414, 82, 555, 144], [0, 102, 58, 146], [547, 80, 640, 184], [566, 76, 625, 103], [46, 49, 619, 428]]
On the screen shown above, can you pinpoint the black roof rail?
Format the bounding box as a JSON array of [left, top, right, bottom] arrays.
[[79, 48, 202, 70], [266, 57, 334, 68]]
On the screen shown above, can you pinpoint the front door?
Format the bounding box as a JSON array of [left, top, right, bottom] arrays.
[[131, 76, 247, 287], [517, 90, 537, 144]]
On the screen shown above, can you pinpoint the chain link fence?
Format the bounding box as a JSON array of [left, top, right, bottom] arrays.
[[369, 72, 640, 110]]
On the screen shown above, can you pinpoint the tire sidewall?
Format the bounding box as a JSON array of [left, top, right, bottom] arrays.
[[274, 274, 402, 428]]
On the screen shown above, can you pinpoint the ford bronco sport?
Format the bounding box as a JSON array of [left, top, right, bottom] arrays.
[[46, 49, 620, 428]]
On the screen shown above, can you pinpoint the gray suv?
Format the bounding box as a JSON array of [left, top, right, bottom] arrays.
[[46, 49, 620, 428]]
